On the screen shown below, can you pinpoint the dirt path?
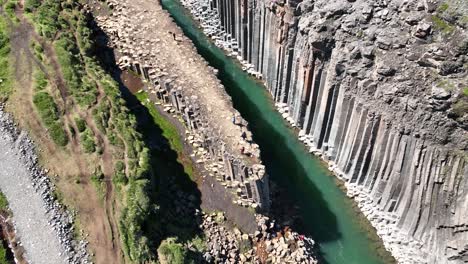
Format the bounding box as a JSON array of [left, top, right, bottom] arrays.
[[83, 110, 122, 263]]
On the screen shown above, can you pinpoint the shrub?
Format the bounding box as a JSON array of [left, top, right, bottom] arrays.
[[49, 122, 68, 146], [190, 236, 206, 252], [113, 172, 128, 185], [119, 179, 151, 261], [91, 169, 106, 200], [24, 0, 41, 12], [115, 160, 125, 172], [75, 117, 86, 132], [80, 129, 96, 153], [5, 0, 18, 21], [157, 237, 188, 264]]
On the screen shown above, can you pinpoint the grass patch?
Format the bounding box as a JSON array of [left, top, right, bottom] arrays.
[[32, 92, 68, 146], [452, 99, 468, 117], [0, 16, 12, 101], [437, 2, 449, 13], [33, 69, 48, 91], [0, 192, 11, 264], [431, 15, 455, 34], [135, 92, 183, 153], [0, 192, 8, 211], [437, 80, 456, 91], [30, 40, 44, 61], [136, 91, 197, 180], [24, 0, 41, 13]]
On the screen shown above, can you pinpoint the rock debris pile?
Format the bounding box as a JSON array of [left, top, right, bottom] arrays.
[[0, 105, 90, 264], [181, 0, 468, 263], [200, 212, 317, 264]]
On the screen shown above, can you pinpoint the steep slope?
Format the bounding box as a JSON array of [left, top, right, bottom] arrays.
[[182, 0, 468, 263]]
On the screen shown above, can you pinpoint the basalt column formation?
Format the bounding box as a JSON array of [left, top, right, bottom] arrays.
[[182, 0, 468, 263], [95, 0, 270, 212]]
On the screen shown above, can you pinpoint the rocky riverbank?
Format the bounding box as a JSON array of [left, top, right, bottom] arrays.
[[0, 105, 90, 264]]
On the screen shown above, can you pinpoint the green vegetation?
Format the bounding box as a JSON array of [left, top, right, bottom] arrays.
[[136, 92, 183, 153], [0, 192, 10, 264], [4, 0, 19, 23], [26, 1, 202, 263], [431, 15, 455, 35], [90, 169, 106, 201], [93, 99, 111, 133], [463, 87, 468, 97], [136, 92, 195, 179], [437, 80, 456, 91], [54, 35, 98, 106], [33, 70, 48, 91], [32, 92, 68, 146], [32, 0, 62, 38], [157, 238, 189, 264], [0, 192, 8, 211], [190, 236, 206, 253], [0, 245, 8, 264], [0, 16, 12, 101], [453, 99, 468, 117], [239, 238, 252, 254], [437, 2, 449, 13], [80, 128, 96, 153], [431, 15, 455, 34], [74, 117, 86, 132], [30, 40, 45, 61], [24, 0, 41, 13], [29, 1, 153, 260]]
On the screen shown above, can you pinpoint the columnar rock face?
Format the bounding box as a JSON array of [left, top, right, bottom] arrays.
[[182, 0, 468, 263], [95, 0, 269, 211]]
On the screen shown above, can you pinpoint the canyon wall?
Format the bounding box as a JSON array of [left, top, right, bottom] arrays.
[[183, 0, 468, 263]]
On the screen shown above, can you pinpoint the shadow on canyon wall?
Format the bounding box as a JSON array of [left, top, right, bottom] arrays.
[[91, 20, 205, 261]]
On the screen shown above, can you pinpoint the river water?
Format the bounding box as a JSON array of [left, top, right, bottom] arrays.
[[160, 1, 396, 263]]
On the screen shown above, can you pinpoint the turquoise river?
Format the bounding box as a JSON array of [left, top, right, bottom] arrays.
[[160, 0, 397, 263]]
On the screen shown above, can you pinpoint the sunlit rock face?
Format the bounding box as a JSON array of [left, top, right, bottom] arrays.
[[182, 0, 468, 263]]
